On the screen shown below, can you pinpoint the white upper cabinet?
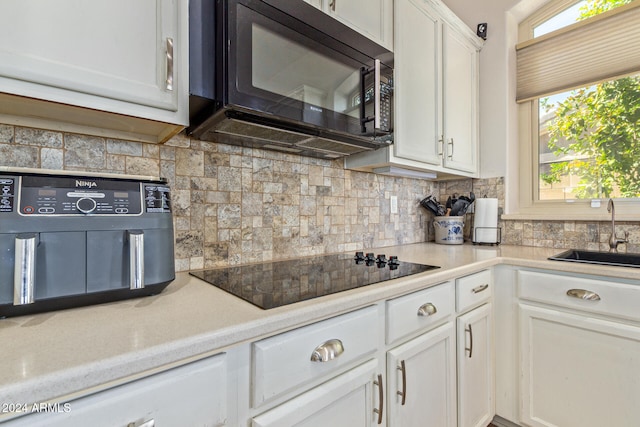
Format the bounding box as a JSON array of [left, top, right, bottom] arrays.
[[393, 0, 441, 166], [441, 21, 479, 173], [305, 0, 394, 50], [393, 0, 481, 175], [345, 0, 483, 179], [0, 0, 187, 143]]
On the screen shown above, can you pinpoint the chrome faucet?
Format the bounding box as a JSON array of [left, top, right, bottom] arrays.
[[607, 198, 629, 253]]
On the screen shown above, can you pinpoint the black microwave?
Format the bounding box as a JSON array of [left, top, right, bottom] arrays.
[[188, 0, 394, 159]]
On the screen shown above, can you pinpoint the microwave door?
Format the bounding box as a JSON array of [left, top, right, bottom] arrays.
[[229, 0, 380, 138]]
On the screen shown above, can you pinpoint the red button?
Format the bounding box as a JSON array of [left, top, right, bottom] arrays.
[[23, 206, 34, 214]]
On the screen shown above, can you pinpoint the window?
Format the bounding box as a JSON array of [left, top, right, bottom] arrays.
[[515, 0, 640, 219]]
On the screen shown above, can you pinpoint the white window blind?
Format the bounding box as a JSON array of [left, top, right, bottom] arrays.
[[516, 0, 640, 103]]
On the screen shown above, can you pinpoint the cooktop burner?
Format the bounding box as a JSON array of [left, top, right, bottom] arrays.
[[190, 252, 439, 309]]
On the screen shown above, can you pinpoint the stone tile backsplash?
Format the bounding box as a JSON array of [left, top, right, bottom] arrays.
[[0, 124, 437, 271], [3, 123, 639, 272], [445, 176, 640, 253]]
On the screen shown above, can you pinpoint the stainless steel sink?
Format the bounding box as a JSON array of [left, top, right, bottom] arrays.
[[549, 249, 640, 268]]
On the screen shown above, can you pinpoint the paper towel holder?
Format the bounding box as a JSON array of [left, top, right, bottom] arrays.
[[472, 227, 502, 246]]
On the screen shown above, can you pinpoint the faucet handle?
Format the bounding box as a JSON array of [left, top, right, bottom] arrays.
[[624, 230, 630, 242]]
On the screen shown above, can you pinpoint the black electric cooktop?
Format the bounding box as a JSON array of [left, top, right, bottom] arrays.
[[190, 252, 439, 309]]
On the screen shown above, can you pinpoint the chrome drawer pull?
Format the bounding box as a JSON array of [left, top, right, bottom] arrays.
[[567, 289, 601, 301], [374, 374, 384, 424], [417, 302, 437, 317], [310, 339, 344, 362], [397, 360, 407, 405], [128, 420, 155, 427], [472, 284, 489, 294]]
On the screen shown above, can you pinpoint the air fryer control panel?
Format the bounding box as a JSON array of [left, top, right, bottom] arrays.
[[1, 175, 171, 216]]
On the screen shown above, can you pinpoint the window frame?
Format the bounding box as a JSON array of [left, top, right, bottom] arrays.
[[508, 0, 640, 221]]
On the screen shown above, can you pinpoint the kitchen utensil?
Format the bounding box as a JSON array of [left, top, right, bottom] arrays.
[[419, 195, 446, 216]]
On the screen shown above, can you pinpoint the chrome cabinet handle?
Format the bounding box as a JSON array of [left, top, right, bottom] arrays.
[[310, 339, 344, 362], [447, 138, 454, 159], [472, 284, 489, 294], [373, 374, 384, 424], [397, 360, 407, 406], [465, 324, 473, 358], [567, 289, 601, 301], [165, 37, 174, 91], [438, 135, 444, 155], [329, 0, 336, 11], [128, 420, 155, 427], [417, 302, 437, 317], [128, 230, 145, 290], [14, 233, 37, 305]]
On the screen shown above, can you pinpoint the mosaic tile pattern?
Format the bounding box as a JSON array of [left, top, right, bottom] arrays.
[[0, 124, 437, 271], [2, 122, 639, 271], [445, 176, 640, 253]]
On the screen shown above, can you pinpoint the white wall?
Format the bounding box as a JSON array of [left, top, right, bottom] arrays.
[[442, 0, 551, 212], [441, 0, 519, 180]]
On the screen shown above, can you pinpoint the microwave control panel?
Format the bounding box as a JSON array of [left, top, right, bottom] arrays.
[[0, 174, 171, 216]]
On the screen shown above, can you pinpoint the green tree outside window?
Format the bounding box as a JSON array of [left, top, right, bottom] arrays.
[[539, 0, 640, 199]]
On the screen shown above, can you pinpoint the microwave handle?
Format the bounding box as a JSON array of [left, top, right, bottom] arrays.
[[359, 66, 368, 133], [373, 59, 381, 130], [359, 59, 381, 133]]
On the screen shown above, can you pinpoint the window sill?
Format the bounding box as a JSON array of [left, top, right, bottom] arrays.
[[501, 212, 640, 222]]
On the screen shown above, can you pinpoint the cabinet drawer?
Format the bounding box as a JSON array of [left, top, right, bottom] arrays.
[[6, 354, 227, 426], [456, 270, 492, 312], [252, 305, 379, 407], [386, 281, 454, 344], [518, 270, 640, 322]]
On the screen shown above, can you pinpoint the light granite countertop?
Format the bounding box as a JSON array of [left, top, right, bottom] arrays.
[[2, 242, 639, 417]]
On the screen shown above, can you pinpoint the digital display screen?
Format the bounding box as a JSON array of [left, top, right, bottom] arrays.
[[114, 192, 129, 198], [38, 189, 56, 196]]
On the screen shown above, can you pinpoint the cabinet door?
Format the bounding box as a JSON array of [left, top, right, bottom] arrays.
[[520, 304, 640, 427], [442, 22, 478, 174], [252, 359, 384, 427], [327, 0, 393, 50], [457, 303, 494, 427], [0, 0, 178, 112], [387, 322, 457, 427], [393, 0, 442, 166], [303, 0, 324, 9], [5, 354, 228, 427]]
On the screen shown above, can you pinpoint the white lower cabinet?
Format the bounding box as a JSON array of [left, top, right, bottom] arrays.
[[457, 303, 494, 427], [387, 322, 457, 426], [251, 305, 380, 407], [250, 305, 385, 426], [252, 358, 383, 427], [520, 304, 640, 427], [517, 269, 640, 427], [455, 270, 495, 427], [5, 353, 228, 426]]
